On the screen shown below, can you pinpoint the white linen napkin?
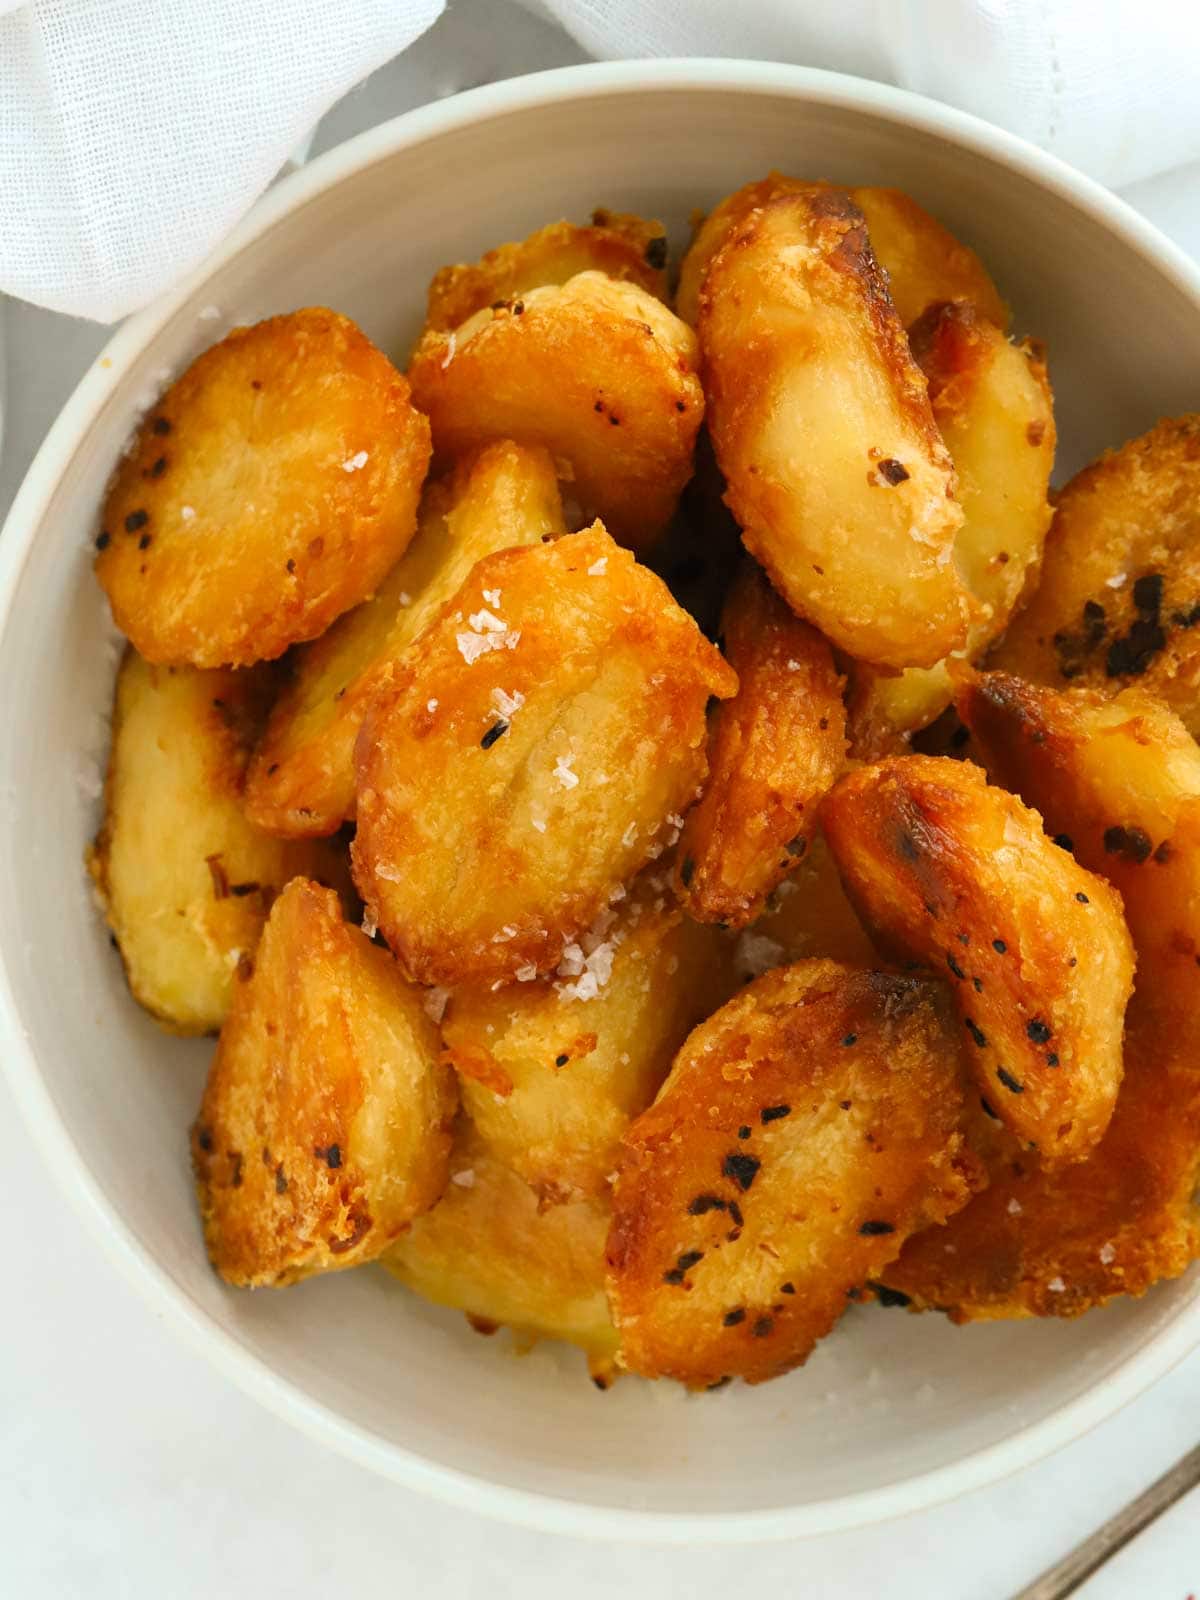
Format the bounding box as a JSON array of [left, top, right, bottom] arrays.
[[3, 0, 1200, 323]]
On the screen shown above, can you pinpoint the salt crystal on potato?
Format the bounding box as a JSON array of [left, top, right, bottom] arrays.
[[443, 883, 730, 1206], [352, 523, 736, 988], [244, 440, 565, 838]]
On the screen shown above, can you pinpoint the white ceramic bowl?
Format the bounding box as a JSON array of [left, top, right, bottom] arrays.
[[4, 60, 1200, 1544]]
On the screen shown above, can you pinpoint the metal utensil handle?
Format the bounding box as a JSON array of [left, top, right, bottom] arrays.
[[1014, 1443, 1200, 1600]]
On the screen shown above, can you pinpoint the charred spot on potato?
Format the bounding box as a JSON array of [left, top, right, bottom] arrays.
[[192, 881, 454, 1287], [97, 310, 430, 669], [824, 755, 1133, 1166], [607, 960, 980, 1386], [1103, 824, 1153, 863], [722, 1151, 761, 1191]]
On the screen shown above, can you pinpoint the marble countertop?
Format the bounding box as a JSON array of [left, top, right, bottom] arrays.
[[4, 5, 1200, 1594]]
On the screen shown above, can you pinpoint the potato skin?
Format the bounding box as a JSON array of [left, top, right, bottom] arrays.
[[192, 879, 457, 1287], [700, 189, 971, 670], [677, 175, 1007, 330], [993, 415, 1200, 734], [424, 210, 669, 331], [408, 273, 702, 549], [244, 442, 565, 838], [352, 524, 737, 987], [384, 1124, 617, 1363], [883, 676, 1200, 1320], [443, 885, 730, 1205], [87, 649, 350, 1035], [676, 563, 847, 926], [97, 309, 431, 668], [822, 755, 1134, 1165], [607, 960, 981, 1387], [847, 304, 1055, 756]]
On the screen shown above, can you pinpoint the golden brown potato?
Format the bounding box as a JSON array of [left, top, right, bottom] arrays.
[[677, 175, 1006, 330], [675, 563, 846, 926], [700, 189, 972, 670], [424, 210, 669, 331], [883, 676, 1200, 1319], [407, 272, 702, 550], [87, 650, 351, 1035], [352, 524, 737, 988], [822, 755, 1135, 1165], [847, 304, 1055, 756], [244, 442, 565, 838], [884, 1010, 1200, 1320], [961, 674, 1200, 1045], [607, 960, 981, 1387], [97, 309, 431, 668], [993, 416, 1200, 734], [743, 829, 878, 971], [443, 883, 729, 1205], [385, 1124, 617, 1367], [192, 879, 457, 1287]]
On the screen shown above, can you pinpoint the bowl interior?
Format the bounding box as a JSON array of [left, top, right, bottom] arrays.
[[5, 69, 1200, 1534]]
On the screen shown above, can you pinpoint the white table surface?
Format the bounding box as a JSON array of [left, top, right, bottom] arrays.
[[5, 5, 1200, 1595]]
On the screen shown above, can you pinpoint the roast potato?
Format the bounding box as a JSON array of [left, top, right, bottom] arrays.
[[407, 272, 702, 549], [424, 210, 669, 331], [607, 960, 982, 1387], [352, 524, 737, 987], [97, 309, 431, 668], [385, 1124, 617, 1368], [847, 303, 1055, 756], [993, 415, 1200, 734], [822, 755, 1135, 1165], [961, 674, 1200, 1044], [87, 649, 350, 1034], [192, 879, 457, 1287], [699, 188, 972, 669], [883, 1008, 1200, 1320], [882, 675, 1200, 1319], [676, 562, 847, 927], [244, 441, 565, 838], [677, 175, 1006, 330], [442, 881, 730, 1205]]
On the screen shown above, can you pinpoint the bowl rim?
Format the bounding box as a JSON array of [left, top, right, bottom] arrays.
[[4, 56, 1200, 1544]]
